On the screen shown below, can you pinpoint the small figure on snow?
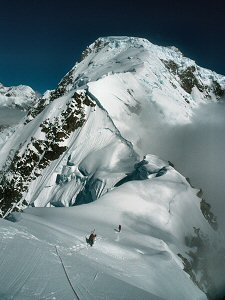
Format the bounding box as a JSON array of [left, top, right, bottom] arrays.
[[114, 225, 122, 232], [87, 229, 97, 246]]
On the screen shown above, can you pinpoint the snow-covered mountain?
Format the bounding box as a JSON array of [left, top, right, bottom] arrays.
[[0, 83, 37, 110], [0, 36, 225, 299], [0, 83, 38, 146], [0, 36, 224, 215]]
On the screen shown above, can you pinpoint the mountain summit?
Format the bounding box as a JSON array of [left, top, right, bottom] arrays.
[[0, 36, 224, 216], [0, 37, 225, 216], [0, 36, 225, 299]]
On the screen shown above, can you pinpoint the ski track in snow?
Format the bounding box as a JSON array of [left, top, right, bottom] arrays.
[[0, 205, 209, 300], [1, 36, 224, 299]]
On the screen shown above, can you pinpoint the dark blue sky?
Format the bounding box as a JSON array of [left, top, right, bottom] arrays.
[[0, 0, 224, 93]]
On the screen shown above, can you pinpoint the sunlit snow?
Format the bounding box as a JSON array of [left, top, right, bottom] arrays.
[[0, 36, 225, 299]]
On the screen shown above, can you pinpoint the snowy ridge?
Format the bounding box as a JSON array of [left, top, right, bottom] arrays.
[[0, 35, 224, 215], [79, 36, 224, 103], [0, 89, 137, 215], [0, 155, 223, 299], [0, 36, 225, 299], [67, 36, 225, 153]]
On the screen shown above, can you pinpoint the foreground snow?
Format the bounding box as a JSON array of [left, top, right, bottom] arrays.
[[1, 157, 224, 299]]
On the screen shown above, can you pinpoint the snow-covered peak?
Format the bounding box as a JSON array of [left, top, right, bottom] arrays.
[[79, 36, 224, 87], [0, 36, 225, 299], [58, 35, 224, 127], [27, 36, 223, 125], [0, 83, 38, 110], [1, 36, 225, 216]]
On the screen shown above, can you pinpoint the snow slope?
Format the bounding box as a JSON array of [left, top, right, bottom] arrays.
[[72, 36, 224, 153], [0, 36, 225, 299], [0, 36, 224, 216], [0, 90, 137, 216], [1, 155, 224, 299], [2, 155, 222, 299]]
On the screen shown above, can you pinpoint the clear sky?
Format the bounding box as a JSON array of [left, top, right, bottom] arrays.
[[0, 0, 224, 93]]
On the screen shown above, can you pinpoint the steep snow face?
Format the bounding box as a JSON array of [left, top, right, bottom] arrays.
[[0, 90, 137, 216], [0, 36, 224, 216], [64, 36, 225, 232], [57, 36, 224, 154]]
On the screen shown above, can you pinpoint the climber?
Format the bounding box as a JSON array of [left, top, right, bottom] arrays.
[[87, 229, 97, 246], [118, 224, 122, 232]]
